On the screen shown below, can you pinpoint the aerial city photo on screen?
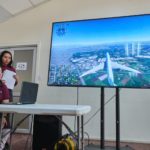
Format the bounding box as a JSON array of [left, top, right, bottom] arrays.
[[48, 15, 150, 88]]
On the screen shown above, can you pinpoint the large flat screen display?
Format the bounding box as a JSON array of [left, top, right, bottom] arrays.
[[48, 14, 150, 88]]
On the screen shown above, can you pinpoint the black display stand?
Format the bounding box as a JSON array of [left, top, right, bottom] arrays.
[[100, 87, 133, 150], [101, 87, 105, 149]]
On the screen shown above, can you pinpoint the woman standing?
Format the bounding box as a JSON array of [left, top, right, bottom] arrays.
[[0, 50, 19, 150], [0, 50, 19, 101]]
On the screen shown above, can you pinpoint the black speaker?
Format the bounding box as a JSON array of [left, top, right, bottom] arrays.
[[32, 115, 62, 150]]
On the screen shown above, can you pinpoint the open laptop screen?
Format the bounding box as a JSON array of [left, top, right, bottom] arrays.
[[19, 81, 39, 104]]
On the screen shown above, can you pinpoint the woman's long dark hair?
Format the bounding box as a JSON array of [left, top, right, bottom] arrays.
[[0, 50, 13, 67]]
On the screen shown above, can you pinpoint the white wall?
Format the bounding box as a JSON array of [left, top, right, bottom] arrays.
[[0, 0, 150, 143]]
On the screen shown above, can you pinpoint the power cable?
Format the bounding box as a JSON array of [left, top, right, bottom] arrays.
[[84, 92, 117, 126]]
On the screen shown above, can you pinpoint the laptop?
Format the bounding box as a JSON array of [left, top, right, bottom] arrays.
[[6, 81, 39, 105]]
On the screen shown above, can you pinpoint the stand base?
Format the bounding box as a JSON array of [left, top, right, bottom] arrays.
[[85, 144, 134, 150]]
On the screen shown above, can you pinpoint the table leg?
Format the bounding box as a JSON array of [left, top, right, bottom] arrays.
[[81, 115, 84, 150], [9, 113, 14, 150], [77, 116, 80, 150], [0, 113, 4, 143], [0, 113, 5, 150]]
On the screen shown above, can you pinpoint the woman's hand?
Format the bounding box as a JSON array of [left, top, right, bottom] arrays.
[[2, 99, 9, 103], [13, 75, 19, 86], [13, 75, 18, 80], [1, 80, 6, 84]]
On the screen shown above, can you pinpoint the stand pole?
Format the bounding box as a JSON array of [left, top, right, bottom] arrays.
[[116, 88, 120, 150], [77, 87, 79, 105], [74, 87, 79, 131], [101, 87, 105, 149]]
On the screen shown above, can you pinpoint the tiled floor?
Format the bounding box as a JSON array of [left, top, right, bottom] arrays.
[[85, 141, 150, 150], [9, 134, 150, 150], [9, 134, 32, 150]]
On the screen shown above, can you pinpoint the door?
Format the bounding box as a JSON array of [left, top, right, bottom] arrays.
[[0, 45, 37, 133]]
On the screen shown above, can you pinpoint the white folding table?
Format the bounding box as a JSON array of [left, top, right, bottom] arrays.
[[0, 103, 91, 150]]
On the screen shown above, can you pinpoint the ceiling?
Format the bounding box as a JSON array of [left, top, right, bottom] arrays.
[[0, 0, 50, 23]]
